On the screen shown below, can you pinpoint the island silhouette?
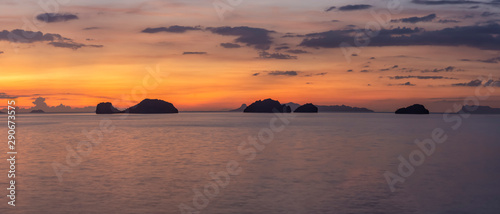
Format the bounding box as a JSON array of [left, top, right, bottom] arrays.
[[231, 102, 374, 113], [294, 103, 318, 113], [284, 102, 301, 111], [229, 104, 247, 112], [395, 104, 429, 114], [244, 99, 291, 113], [96, 99, 178, 114], [458, 105, 500, 114], [317, 105, 374, 113], [30, 109, 45, 113]]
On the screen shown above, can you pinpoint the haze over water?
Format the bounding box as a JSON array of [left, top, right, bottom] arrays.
[[1, 112, 499, 214]]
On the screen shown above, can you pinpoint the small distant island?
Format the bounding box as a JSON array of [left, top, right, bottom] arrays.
[[96, 99, 178, 114], [284, 102, 301, 111], [395, 104, 429, 114], [458, 105, 500, 114], [230, 104, 247, 112], [294, 103, 318, 113], [30, 109, 45, 113], [317, 105, 374, 113], [244, 99, 291, 113]]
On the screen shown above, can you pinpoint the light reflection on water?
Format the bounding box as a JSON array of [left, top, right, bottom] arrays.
[[0, 113, 499, 214]]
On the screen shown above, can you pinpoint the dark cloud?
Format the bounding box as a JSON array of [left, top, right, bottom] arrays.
[[0, 92, 18, 99], [389, 82, 416, 86], [338, 4, 373, 11], [275, 46, 289, 51], [380, 27, 423, 35], [142, 25, 201, 33], [438, 19, 460, 23], [268, 71, 298, 76], [220, 43, 241, 48], [48, 41, 103, 50], [16, 97, 95, 113], [401, 82, 416, 86], [360, 70, 370, 72], [0, 51, 3, 54], [450, 79, 500, 87], [0, 29, 99, 50], [411, 0, 483, 5], [389, 75, 457, 79], [36, 13, 78, 23], [461, 56, 500, 63], [482, 12, 499, 17], [484, 79, 500, 87], [304, 72, 328, 77], [392, 14, 437, 23], [252, 73, 260, 76], [183, 52, 207, 55], [347, 69, 353, 72], [0, 29, 65, 43], [282, 33, 304, 38], [412, 0, 500, 6], [299, 23, 500, 50], [83, 27, 101, 30], [380, 65, 399, 71], [208, 26, 274, 50], [325, 6, 336, 12], [452, 79, 483, 86], [259, 51, 297, 59], [478, 56, 500, 63], [421, 66, 456, 72], [286, 49, 309, 54]]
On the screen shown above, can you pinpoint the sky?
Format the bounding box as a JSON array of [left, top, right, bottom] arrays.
[[1, 0, 500, 112]]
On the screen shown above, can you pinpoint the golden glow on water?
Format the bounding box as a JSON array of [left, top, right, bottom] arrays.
[[1, 113, 499, 213]]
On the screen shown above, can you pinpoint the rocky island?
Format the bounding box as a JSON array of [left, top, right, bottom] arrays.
[[30, 109, 45, 113], [229, 104, 247, 112], [244, 99, 291, 113], [96, 102, 122, 114], [317, 105, 374, 113], [96, 99, 178, 114], [458, 105, 500, 114], [284, 102, 301, 112], [294, 103, 318, 113], [125, 99, 178, 113], [395, 104, 429, 114]]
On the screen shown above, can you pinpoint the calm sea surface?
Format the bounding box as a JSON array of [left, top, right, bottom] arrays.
[[0, 113, 499, 214]]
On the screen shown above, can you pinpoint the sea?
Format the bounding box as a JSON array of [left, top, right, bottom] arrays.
[[0, 112, 499, 214]]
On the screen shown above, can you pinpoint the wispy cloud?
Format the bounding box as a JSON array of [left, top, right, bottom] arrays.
[[259, 51, 297, 59], [268, 71, 298, 76], [338, 4, 373, 11], [392, 14, 437, 23], [142, 25, 201, 33], [183, 52, 207, 55], [36, 13, 78, 23]]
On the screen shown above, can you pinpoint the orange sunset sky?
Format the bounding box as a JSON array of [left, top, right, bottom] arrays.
[[1, 0, 500, 112]]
